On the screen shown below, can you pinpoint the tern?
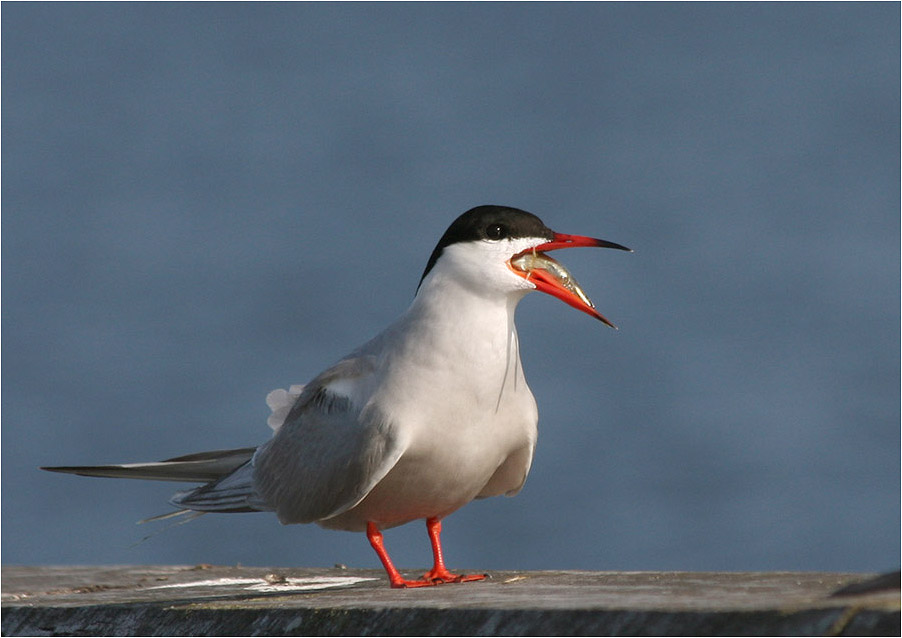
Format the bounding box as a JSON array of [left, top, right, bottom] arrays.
[[43, 205, 630, 588]]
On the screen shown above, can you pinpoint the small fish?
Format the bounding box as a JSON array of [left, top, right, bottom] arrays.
[[510, 251, 596, 309]]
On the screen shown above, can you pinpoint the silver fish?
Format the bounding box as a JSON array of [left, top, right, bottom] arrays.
[[510, 251, 596, 309]]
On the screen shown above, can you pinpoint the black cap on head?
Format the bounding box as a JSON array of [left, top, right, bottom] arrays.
[[418, 205, 553, 288]]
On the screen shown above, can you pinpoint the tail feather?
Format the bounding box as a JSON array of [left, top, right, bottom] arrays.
[[41, 447, 257, 483], [139, 509, 202, 524], [170, 461, 269, 513]]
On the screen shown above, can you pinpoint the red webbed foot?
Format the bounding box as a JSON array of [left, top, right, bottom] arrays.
[[367, 518, 488, 589], [387, 571, 486, 589], [421, 566, 487, 585]]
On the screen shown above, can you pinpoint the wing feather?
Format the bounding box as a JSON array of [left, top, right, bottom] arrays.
[[62, 355, 404, 525], [252, 356, 405, 525]]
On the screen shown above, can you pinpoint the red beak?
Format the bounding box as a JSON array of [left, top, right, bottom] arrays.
[[534, 233, 631, 254], [509, 232, 630, 328]]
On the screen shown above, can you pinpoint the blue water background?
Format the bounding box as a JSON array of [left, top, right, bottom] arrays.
[[3, 3, 899, 572]]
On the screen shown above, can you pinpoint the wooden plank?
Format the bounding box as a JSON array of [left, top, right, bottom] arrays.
[[2, 565, 898, 636]]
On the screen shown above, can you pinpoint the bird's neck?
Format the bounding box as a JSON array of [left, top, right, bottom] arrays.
[[354, 274, 533, 420], [392, 273, 529, 373]]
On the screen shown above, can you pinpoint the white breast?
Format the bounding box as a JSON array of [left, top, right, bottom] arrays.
[[319, 277, 539, 531]]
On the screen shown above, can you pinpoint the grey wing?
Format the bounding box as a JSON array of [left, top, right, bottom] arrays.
[[172, 356, 404, 523], [169, 393, 400, 519], [251, 378, 403, 525], [254, 388, 402, 524]]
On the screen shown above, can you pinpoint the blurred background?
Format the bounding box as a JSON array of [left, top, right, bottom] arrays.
[[3, 3, 898, 574]]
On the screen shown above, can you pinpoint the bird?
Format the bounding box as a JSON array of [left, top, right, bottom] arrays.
[[43, 205, 630, 588]]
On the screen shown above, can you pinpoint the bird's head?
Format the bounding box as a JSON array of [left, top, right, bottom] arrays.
[[417, 205, 630, 328]]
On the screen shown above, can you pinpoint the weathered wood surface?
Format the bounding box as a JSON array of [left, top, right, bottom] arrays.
[[2, 565, 898, 636]]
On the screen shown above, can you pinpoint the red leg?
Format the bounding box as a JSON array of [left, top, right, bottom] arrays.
[[422, 517, 487, 584], [367, 521, 437, 588], [366, 520, 486, 588]]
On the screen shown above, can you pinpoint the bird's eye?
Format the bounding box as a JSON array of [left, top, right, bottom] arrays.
[[485, 224, 508, 240]]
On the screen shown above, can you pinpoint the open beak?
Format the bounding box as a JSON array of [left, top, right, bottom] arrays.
[[508, 232, 631, 328]]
